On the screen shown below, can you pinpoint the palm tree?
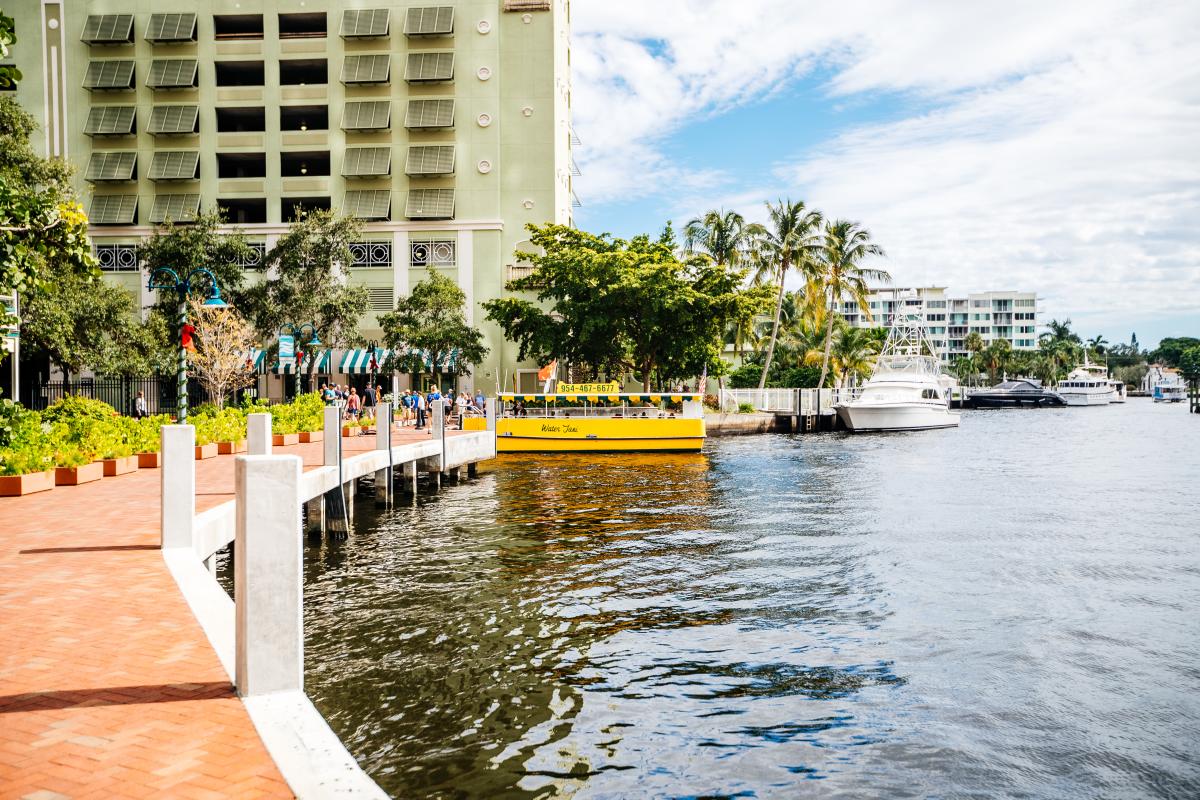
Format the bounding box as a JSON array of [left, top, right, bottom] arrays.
[[1040, 318, 1081, 347], [1087, 335, 1108, 356], [964, 331, 985, 354], [815, 220, 889, 388], [831, 326, 880, 387], [756, 200, 824, 389], [683, 209, 762, 268]]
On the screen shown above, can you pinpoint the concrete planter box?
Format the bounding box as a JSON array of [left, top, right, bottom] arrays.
[[0, 470, 56, 497], [217, 440, 247, 455], [341, 426, 359, 437], [56, 462, 104, 486], [273, 433, 300, 446], [137, 452, 161, 469], [102, 455, 139, 477], [299, 430, 323, 443], [195, 443, 218, 460]]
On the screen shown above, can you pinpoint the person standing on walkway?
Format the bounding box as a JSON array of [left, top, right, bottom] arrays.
[[346, 387, 361, 420], [474, 389, 485, 410], [133, 390, 147, 419], [415, 391, 427, 429], [363, 384, 376, 419]]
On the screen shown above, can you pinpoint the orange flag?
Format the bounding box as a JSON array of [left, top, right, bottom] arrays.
[[537, 360, 558, 381]]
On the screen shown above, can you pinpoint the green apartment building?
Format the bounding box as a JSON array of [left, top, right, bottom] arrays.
[[5, 0, 573, 398]]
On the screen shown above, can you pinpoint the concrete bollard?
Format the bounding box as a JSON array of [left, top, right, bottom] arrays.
[[161, 425, 196, 550], [486, 397, 498, 431], [234, 455, 303, 697], [322, 406, 339, 467], [374, 404, 392, 506], [247, 413, 272, 456]]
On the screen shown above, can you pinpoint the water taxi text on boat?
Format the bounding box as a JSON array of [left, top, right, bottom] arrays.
[[493, 383, 706, 453]]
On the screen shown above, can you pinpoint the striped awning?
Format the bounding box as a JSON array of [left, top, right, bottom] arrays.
[[340, 348, 391, 374], [247, 348, 266, 373], [272, 350, 331, 374]]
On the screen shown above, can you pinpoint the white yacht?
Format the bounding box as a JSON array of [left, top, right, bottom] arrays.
[[835, 317, 960, 432], [1057, 357, 1116, 406]]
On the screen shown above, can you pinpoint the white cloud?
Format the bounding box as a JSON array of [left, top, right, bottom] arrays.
[[571, 0, 1200, 326]]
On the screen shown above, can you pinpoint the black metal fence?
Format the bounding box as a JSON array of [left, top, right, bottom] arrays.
[[21, 377, 254, 416]]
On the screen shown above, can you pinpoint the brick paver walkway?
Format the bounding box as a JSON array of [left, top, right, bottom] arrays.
[[0, 422, 452, 799]]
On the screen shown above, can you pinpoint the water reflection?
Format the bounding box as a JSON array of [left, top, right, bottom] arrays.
[[304, 402, 1200, 799]]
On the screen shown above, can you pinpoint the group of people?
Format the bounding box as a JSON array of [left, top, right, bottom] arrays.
[[319, 383, 383, 421]]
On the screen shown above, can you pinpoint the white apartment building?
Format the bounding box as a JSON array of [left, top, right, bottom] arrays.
[[838, 287, 1039, 363]]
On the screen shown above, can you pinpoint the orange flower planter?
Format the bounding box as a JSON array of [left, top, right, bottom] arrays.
[[55, 462, 104, 486], [299, 430, 323, 443], [217, 440, 247, 455], [272, 433, 300, 446], [194, 443, 218, 460], [102, 455, 139, 477], [341, 426, 359, 437], [0, 470, 56, 497], [137, 452, 161, 469]]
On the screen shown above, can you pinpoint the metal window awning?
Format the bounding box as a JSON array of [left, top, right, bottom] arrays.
[[405, 99, 454, 129], [342, 147, 392, 177], [82, 14, 134, 44], [405, 189, 454, 220], [148, 151, 199, 181], [405, 52, 454, 82], [273, 350, 331, 374], [149, 193, 201, 223], [148, 105, 199, 135], [340, 348, 392, 375], [405, 145, 454, 176], [341, 9, 390, 38], [89, 195, 138, 225], [342, 101, 391, 130], [344, 190, 392, 220], [84, 106, 136, 136], [84, 60, 135, 91], [404, 7, 454, 37], [145, 13, 197, 42], [86, 151, 137, 182], [148, 59, 198, 89], [341, 54, 391, 84]]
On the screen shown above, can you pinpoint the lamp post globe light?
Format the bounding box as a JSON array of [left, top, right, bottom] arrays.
[[280, 322, 321, 398], [146, 267, 227, 425]]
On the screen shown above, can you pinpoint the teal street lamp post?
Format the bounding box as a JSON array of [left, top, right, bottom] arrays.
[[280, 322, 321, 398], [147, 267, 227, 425]]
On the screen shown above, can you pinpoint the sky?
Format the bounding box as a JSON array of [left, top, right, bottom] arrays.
[[567, 1, 1200, 349]]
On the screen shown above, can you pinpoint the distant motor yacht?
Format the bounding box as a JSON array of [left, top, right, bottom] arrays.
[[1057, 356, 1116, 406], [966, 379, 1065, 408], [1145, 366, 1187, 402], [835, 317, 960, 432]]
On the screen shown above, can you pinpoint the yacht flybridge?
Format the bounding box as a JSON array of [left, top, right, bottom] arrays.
[[835, 316, 960, 432]]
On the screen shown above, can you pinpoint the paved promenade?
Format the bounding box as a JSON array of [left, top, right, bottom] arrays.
[[0, 424, 447, 799]]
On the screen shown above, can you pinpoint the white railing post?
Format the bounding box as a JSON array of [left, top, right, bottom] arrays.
[[323, 406, 339, 467], [160, 425, 195, 550], [374, 403, 392, 505], [485, 397, 498, 431], [234, 454, 303, 697], [247, 413, 271, 456], [431, 399, 446, 477]]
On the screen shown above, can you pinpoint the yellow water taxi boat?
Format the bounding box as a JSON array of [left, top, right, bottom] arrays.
[[493, 384, 706, 453]]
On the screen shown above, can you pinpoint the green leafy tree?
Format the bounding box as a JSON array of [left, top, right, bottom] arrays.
[[1178, 346, 1200, 379], [964, 331, 985, 354], [1149, 337, 1200, 367], [247, 210, 369, 383], [815, 220, 890, 388], [483, 223, 772, 391], [0, 11, 20, 90], [831, 326, 881, 387], [1, 96, 95, 325], [755, 200, 824, 389], [379, 269, 488, 389], [137, 210, 254, 313]]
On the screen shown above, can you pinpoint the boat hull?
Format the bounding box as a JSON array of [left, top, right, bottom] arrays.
[[496, 417, 705, 453], [966, 395, 1064, 408], [836, 403, 960, 432], [1060, 392, 1111, 406]]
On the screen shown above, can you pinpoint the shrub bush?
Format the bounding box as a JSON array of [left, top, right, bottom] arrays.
[[737, 402, 756, 414], [130, 414, 171, 454], [0, 402, 56, 475]]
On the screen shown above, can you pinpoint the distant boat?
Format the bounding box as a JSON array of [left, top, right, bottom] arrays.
[[835, 316, 960, 432], [1144, 366, 1187, 402], [1057, 355, 1116, 406], [966, 379, 1065, 408]]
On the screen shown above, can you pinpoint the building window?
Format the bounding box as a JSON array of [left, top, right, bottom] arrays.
[[341, 10, 391, 39], [214, 15, 264, 40], [218, 198, 267, 224], [410, 239, 456, 267], [147, 59, 199, 90], [145, 13, 197, 43], [82, 15, 135, 45], [95, 244, 139, 272], [84, 60, 136, 91], [367, 286, 394, 311], [404, 7, 454, 37], [281, 151, 330, 177], [279, 12, 327, 39], [216, 107, 265, 133], [281, 59, 328, 86], [218, 153, 267, 178], [282, 197, 331, 222], [350, 241, 393, 268], [150, 105, 200, 135], [281, 105, 328, 131], [215, 61, 265, 87]]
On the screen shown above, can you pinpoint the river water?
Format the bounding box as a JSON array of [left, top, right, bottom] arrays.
[[301, 400, 1200, 799]]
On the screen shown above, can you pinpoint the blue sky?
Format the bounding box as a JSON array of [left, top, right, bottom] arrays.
[[569, 1, 1200, 350]]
